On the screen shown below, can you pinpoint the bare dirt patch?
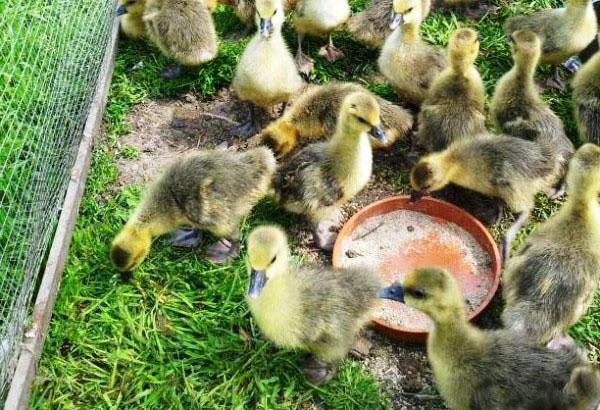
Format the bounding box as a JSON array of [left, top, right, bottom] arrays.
[[114, 89, 276, 187]]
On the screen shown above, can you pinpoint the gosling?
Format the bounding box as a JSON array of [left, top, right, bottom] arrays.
[[379, 267, 600, 410], [261, 81, 413, 157], [110, 147, 276, 273], [417, 28, 502, 226], [418, 28, 486, 152], [116, 0, 146, 39], [502, 144, 600, 350], [491, 30, 574, 195], [378, 0, 445, 106], [119, 0, 219, 79], [293, 0, 351, 74], [504, 0, 598, 89], [410, 133, 560, 260], [232, 0, 305, 137], [246, 225, 381, 385], [273, 92, 386, 250], [347, 0, 431, 49], [573, 41, 600, 145]]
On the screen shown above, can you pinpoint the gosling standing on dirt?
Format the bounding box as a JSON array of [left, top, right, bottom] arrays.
[[273, 92, 386, 250], [491, 30, 574, 193], [246, 226, 381, 385], [504, 0, 598, 88], [418, 28, 486, 152], [293, 0, 351, 74], [261, 82, 413, 156], [502, 144, 600, 350], [410, 133, 560, 260], [379, 267, 600, 410], [110, 147, 276, 273], [573, 42, 600, 144], [232, 0, 305, 137], [378, 0, 445, 105]]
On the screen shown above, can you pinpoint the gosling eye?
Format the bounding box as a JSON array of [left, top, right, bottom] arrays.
[[128, 0, 137, 4], [272, 9, 277, 16], [270, 255, 277, 265], [356, 116, 370, 126], [406, 7, 413, 13], [407, 288, 427, 299]]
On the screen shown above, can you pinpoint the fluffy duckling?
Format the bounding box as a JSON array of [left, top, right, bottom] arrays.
[[261, 82, 413, 156], [110, 147, 276, 273], [417, 28, 485, 152], [117, 0, 146, 39], [232, 0, 305, 137], [120, 0, 219, 79], [491, 30, 575, 193], [410, 133, 560, 260], [501, 144, 600, 350], [225, 0, 298, 27], [347, 0, 431, 49], [504, 0, 598, 89], [379, 267, 600, 410], [573, 43, 600, 144], [246, 225, 380, 384], [378, 0, 445, 105], [273, 92, 386, 250], [293, 0, 351, 74], [417, 28, 503, 226]]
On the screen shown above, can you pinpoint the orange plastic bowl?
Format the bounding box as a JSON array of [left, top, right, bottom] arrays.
[[332, 195, 501, 343]]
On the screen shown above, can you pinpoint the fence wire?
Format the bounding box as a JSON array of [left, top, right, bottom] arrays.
[[0, 0, 115, 400]]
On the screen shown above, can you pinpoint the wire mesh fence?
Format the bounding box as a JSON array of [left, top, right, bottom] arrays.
[[0, 0, 116, 400]]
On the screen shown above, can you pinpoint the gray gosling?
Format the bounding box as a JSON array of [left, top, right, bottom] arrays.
[[379, 267, 600, 410], [502, 144, 600, 351]]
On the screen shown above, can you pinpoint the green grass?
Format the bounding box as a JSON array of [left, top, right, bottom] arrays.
[[30, 0, 598, 409]]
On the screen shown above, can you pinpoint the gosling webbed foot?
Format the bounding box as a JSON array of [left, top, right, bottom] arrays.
[[230, 121, 256, 138], [546, 69, 567, 91], [295, 52, 315, 76], [547, 333, 577, 352], [170, 228, 202, 248], [302, 356, 337, 385], [314, 225, 338, 251], [231, 103, 259, 138], [547, 182, 567, 200], [161, 63, 182, 80], [313, 210, 344, 251], [205, 238, 240, 264], [318, 44, 345, 63]]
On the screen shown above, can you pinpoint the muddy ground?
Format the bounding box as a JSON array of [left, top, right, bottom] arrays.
[[113, 90, 506, 409]]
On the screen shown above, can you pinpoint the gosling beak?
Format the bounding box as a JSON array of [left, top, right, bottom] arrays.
[[369, 125, 387, 144], [116, 4, 128, 16], [259, 18, 272, 37], [508, 32, 516, 44], [248, 269, 267, 299], [378, 283, 405, 303], [410, 190, 425, 203], [389, 12, 403, 30]]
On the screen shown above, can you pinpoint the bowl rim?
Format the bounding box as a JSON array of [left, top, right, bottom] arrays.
[[332, 195, 502, 342]]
